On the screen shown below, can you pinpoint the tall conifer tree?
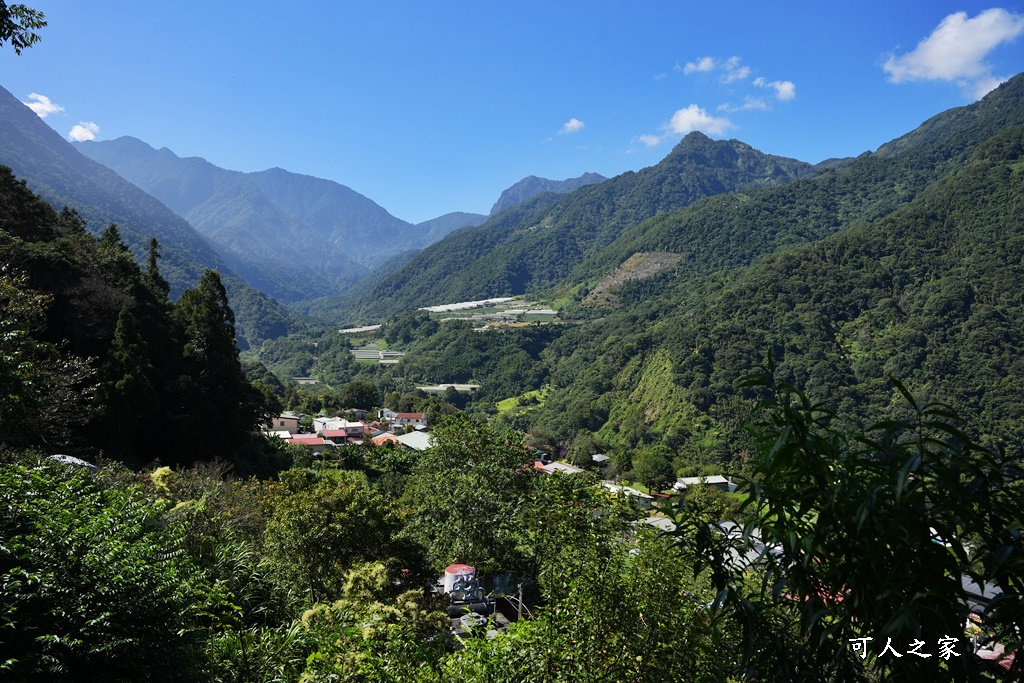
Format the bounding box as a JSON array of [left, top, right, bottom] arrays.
[[173, 270, 263, 463]]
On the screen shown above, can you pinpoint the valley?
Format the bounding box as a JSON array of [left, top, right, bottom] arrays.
[[3, 7, 1024, 675]]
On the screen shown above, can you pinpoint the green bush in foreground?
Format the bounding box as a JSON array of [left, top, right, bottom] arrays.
[[0, 463, 202, 682]]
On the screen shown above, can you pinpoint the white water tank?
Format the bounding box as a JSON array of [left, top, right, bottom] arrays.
[[443, 563, 475, 593]]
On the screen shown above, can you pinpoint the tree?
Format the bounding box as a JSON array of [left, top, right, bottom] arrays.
[[0, 269, 50, 438], [100, 307, 159, 456], [290, 562, 448, 682], [339, 379, 378, 411], [566, 427, 600, 466], [440, 531, 722, 682], [146, 237, 171, 298], [173, 270, 267, 464], [0, 1, 45, 54], [0, 268, 96, 451], [673, 366, 1024, 681], [632, 444, 676, 491], [403, 415, 536, 574], [262, 468, 402, 603]]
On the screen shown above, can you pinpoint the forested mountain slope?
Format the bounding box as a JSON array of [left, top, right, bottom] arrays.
[[0, 86, 296, 347], [348, 133, 816, 318], [529, 119, 1024, 466], [0, 167, 281, 469], [562, 72, 1024, 298]]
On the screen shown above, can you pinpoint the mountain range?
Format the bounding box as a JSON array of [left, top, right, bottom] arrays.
[[5, 63, 1024, 467], [73, 137, 488, 304], [0, 80, 634, 338], [243, 70, 1024, 464], [479, 72, 1024, 454], [342, 132, 820, 319], [0, 84, 294, 348]]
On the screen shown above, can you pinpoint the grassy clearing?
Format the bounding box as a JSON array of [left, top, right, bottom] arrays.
[[495, 388, 547, 414]]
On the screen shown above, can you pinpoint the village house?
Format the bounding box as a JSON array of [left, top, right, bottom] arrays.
[[394, 412, 427, 429], [371, 433, 403, 447], [673, 475, 736, 493], [284, 435, 333, 455], [379, 409, 428, 430], [268, 413, 301, 434], [536, 461, 586, 476], [395, 430, 434, 451], [313, 417, 366, 437], [322, 429, 363, 445], [601, 482, 654, 509]]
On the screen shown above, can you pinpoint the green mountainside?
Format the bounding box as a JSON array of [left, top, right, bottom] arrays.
[[274, 73, 1024, 475], [347, 133, 816, 318], [0, 166, 282, 468], [0, 85, 296, 348], [511, 74, 1024, 460], [488, 171, 607, 214]]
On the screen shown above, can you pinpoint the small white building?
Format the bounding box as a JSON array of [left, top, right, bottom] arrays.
[[395, 430, 435, 452], [313, 417, 365, 436], [539, 461, 586, 476], [673, 475, 736, 493], [268, 413, 301, 434], [394, 412, 427, 429], [602, 482, 654, 509]]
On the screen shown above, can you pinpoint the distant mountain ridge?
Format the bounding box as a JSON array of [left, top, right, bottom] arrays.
[[0, 84, 295, 348], [75, 137, 486, 304], [416, 211, 488, 243], [346, 133, 817, 318], [489, 172, 607, 214]]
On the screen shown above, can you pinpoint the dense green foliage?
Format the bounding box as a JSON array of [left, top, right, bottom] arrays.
[[0, 167, 281, 470], [402, 415, 538, 574], [0, 463, 202, 681], [3, 392, 1018, 680], [673, 368, 1023, 681]]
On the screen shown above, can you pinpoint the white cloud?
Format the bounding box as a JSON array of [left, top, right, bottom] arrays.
[[682, 56, 715, 74], [559, 117, 585, 135], [718, 96, 770, 113], [68, 122, 100, 142], [753, 77, 796, 101], [883, 8, 1024, 98], [721, 56, 750, 83], [679, 55, 751, 84], [638, 104, 735, 147], [668, 104, 734, 135], [22, 92, 64, 118]]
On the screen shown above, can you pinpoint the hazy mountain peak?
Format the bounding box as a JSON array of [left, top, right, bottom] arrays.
[[0, 85, 294, 347], [489, 171, 608, 214]]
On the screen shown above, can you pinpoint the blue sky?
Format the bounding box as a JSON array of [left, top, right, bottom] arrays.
[[2, 1, 1023, 223]]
